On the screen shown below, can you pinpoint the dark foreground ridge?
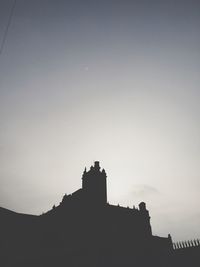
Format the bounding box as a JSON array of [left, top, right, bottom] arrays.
[[1, 161, 199, 267]]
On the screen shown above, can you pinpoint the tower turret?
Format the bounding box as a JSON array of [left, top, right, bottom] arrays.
[[139, 202, 152, 236], [82, 161, 107, 205]]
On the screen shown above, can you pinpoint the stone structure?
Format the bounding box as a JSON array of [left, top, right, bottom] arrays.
[[2, 161, 199, 266], [44, 161, 173, 266]]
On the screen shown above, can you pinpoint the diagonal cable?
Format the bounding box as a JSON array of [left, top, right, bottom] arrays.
[[0, 0, 17, 55]]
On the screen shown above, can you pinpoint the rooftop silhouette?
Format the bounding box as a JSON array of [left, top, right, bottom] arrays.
[[0, 161, 199, 266]]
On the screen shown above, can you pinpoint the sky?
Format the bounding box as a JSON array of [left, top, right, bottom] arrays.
[[0, 0, 200, 242]]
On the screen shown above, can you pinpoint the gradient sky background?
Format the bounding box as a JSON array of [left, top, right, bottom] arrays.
[[0, 0, 200, 241]]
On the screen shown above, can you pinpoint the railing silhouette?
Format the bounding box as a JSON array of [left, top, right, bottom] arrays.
[[173, 239, 200, 250]]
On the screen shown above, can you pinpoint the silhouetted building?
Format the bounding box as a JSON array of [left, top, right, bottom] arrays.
[[44, 161, 173, 266], [1, 161, 199, 267]]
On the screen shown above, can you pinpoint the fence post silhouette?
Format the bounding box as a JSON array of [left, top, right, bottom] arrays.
[[173, 239, 200, 250]]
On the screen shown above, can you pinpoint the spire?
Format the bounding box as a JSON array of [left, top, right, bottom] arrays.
[[94, 161, 100, 171], [82, 167, 87, 178], [102, 168, 107, 178]]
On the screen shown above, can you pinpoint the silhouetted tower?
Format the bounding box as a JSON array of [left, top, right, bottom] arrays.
[[139, 202, 152, 236], [82, 161, 107, 205]]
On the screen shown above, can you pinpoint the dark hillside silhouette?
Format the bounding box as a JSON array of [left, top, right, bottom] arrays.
[[0, 161, 199, 266]]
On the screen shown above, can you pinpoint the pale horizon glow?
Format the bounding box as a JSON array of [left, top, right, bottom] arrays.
[[0, 0, 200, 242]]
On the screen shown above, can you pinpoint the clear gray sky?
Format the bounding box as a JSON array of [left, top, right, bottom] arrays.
[[0, 0, 200, 242]]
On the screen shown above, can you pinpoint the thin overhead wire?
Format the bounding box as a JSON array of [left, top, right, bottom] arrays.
[[0, 0, 17, 55]]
